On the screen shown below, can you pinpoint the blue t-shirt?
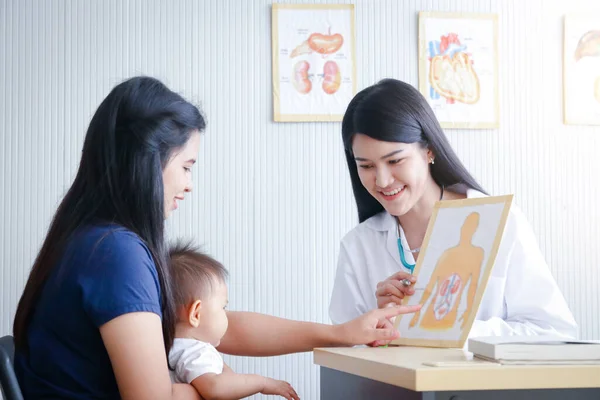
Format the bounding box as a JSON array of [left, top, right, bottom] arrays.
[[15, 224, 163, 399]]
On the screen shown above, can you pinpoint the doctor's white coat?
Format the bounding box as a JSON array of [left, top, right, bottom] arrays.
[[329, 188, 578, 339]]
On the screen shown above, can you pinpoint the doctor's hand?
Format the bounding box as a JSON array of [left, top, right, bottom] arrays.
[[336, 304, 422, 348], [376, 271, 417, 309]]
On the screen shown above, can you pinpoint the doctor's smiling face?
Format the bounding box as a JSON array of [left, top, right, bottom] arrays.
[[352, 133, 433, 217], [342, 79, 487, 224]]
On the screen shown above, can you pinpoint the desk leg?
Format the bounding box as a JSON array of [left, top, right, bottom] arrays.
[[320, 367, 600, 400], [320, 367, 431, 400]]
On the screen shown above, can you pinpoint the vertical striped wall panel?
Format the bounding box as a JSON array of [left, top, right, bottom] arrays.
[[1, 0, 598, 398]]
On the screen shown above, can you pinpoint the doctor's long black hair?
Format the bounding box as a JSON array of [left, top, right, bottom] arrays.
[[342, 79, 487, 223]]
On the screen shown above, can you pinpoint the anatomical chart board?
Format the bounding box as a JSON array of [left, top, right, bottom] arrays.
[[271, 4, 356, 122], [418, 12, 499, 129], [391, 195, 513, 348], [563, 14, 600, 125]]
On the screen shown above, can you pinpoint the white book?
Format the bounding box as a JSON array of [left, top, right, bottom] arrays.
[[468, 335, 600, 361], [473, 354, 600, 365]]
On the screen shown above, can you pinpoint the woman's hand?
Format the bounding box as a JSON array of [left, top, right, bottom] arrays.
[[336, 304, 422, 347], [376, 271, 417, 308]]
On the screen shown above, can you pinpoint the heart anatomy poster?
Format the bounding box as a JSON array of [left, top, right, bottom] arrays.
[[418, 12, 499, 129], [272, 4, 356, 122]]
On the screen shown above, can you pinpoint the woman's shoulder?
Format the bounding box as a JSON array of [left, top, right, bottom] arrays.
[[340, 211, 391, 246], [66, 223, 157, 272], [66, 224, 163, 327], [73, 223, 150, 252]]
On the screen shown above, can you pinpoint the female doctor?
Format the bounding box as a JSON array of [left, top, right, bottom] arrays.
[[329, 78, 578, 339]]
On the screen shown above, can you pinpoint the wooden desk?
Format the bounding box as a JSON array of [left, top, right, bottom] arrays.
[[314, 346, 600, 399]]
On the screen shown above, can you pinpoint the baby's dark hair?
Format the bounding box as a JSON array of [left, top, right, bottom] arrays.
[[169, 240, 229, 307]]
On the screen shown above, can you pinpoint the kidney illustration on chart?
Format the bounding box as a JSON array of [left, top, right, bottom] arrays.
[[289, 28, 344, 95]]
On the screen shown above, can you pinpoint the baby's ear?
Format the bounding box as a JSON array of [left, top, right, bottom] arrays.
[[188, 299, 202, 327]]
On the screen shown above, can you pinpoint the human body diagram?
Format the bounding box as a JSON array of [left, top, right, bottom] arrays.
[[409, 212, 484, 331]]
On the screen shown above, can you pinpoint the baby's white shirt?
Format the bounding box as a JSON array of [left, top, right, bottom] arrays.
[[169, 338, 224, 384]]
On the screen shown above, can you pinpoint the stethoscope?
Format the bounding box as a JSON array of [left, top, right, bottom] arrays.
[[397, 223, 419, 274], [397, 224, 418, 287], [396, 185, 444, 286]]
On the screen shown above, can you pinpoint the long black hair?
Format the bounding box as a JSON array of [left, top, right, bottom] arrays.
[[13, 76, 206, 354], [342, 78, 486, 223]]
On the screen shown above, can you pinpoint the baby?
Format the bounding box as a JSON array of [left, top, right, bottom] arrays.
[[168, 241, 300, 400]]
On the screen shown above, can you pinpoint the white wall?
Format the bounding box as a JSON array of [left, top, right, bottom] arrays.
[[1, 0, 599, 399]]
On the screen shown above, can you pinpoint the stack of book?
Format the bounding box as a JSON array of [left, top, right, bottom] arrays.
[[467, 335, 600, 365]]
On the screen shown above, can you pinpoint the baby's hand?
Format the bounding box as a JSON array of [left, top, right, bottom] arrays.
[[261, 377, 300, 400]]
